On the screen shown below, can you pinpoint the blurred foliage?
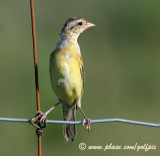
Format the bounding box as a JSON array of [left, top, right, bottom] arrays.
[[0, 0, 160, 155]]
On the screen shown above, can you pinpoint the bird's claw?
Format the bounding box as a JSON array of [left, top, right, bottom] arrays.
[[30, 111, 47, 129], [83, 118, 91, 131], [39, 113, 47, 125]]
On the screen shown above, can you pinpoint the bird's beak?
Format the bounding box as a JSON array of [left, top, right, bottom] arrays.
[[84, 21, 96, 29]]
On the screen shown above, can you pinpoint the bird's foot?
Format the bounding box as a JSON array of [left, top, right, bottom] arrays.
[[30, 111, 47, 129], [83, 118, 91, 131]]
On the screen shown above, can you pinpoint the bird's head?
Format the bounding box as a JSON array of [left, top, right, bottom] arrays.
[[59, 17, 95, 41]]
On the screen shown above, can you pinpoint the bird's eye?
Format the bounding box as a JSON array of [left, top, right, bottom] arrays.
[[78, 22, 83, 26]]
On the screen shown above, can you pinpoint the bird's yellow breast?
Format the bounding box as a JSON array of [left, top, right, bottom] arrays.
[[50, 44, 83, 106]]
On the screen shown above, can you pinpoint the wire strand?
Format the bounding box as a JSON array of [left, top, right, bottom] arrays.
[[0, 117, 160, 127]]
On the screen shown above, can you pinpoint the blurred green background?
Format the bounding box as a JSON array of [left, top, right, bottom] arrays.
[[0, 0, 160, 155]]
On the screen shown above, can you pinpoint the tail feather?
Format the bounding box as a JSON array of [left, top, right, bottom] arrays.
[[63, 106, 76, 142]]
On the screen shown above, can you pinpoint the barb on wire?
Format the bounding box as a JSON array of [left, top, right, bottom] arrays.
[[0, 117, 160, 127]]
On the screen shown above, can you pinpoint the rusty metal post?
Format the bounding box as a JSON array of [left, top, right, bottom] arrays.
[[30, 0, 42, 156]]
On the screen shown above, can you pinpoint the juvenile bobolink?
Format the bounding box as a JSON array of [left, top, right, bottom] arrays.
[[32, 17, 95, 142]]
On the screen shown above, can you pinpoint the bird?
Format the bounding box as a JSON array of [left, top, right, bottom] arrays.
[[31, 17, 95, 142]]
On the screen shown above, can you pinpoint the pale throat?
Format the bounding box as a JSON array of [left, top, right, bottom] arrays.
[[59, 31, 80, 42], [59, 32, 81, 56]]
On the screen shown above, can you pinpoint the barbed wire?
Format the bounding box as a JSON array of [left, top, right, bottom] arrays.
[[0, 117, 160, 127]]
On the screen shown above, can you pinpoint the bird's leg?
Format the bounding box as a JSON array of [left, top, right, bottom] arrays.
[[77, 106, 91, 131], [40, 101, 61, 124], [31, 101, 61, 129]]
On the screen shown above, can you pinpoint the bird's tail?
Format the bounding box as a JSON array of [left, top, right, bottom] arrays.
[[63, 106, 76, 142]]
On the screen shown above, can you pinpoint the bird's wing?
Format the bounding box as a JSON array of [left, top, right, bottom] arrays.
[[49, 49, 57, 73], [49, 52, 53, 73], [80, 58, 85, 94]]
